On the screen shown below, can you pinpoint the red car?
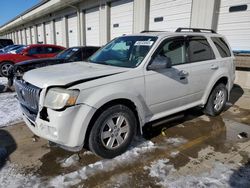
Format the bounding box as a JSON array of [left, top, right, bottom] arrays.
[[0, 44, 65, 77]]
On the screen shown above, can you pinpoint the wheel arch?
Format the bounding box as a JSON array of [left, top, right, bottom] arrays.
[[83, 98, 143, 147]]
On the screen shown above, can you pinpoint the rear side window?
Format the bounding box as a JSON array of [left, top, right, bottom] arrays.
[[187, 36, 215, 62], [44, 47, 62, 54], [211, 37, 231, 58]]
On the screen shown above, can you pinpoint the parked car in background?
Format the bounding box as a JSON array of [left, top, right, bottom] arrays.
[[7, 46, 100, 86], [0, 45, 25, 54], [14, 28, 235, 158], [0, 39, 14, 48], [0, 44, 65, 77]]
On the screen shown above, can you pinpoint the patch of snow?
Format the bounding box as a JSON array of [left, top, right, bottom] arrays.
[[170, 151, 180, 158], [60, 154, 80, 168], [0, 92, 22, 127], [145, 159, 250, 188], [0, 163, 40, 188], [165, 137, 188, 147], [49, 139, 155, 187], [0, 77, 7, 85]]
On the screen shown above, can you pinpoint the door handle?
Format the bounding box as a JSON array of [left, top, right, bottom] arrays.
[[211, 65, 219, 70]]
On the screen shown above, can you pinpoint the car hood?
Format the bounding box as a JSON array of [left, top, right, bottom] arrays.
[[0, 53, 17, 59], [23, 61, 129, 88]]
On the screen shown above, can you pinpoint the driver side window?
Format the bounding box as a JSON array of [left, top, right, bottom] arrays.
[[153, 37, 186, 66]]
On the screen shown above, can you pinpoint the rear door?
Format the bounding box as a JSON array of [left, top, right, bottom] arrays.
[[185, 36, 217, 103]]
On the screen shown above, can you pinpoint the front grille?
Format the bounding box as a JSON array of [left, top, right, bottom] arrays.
[[14, 79, 41, 121]]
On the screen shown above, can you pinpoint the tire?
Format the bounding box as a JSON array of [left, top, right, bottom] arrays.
[[203, 83, 228, 116], [88, 104, 137, 159], [0, 62, 13, 77]]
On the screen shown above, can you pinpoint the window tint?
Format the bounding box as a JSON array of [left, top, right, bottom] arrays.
[[187, 36, 215, 62], [211, 37, 231, 58], [68, 51, 82, 61], [160, 37, 186, 65], [44, 47, 62, 54], [28, 47, 44, 55]]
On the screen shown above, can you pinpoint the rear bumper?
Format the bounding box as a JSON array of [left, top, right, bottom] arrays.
[[21, 104, 96, 148]]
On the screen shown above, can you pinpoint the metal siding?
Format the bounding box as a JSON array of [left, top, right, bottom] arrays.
[[85, 7, 100, 46], [110, 0, 134, 39], [67, 14, 78, 47], [45, 22, 52, 44], [149, 0, 192, 31], [55, 18, 63, 46], [18, 30, 22, 44], [218, 0, 250, 51]]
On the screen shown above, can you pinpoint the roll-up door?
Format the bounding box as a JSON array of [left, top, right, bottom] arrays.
[[45, 22, 53, 44], [26, 28, 31, 45], [85, 7, 100, 46], [21, 29, 26, 45], [31, 27, 35, 44], [217, 0, 250, 51], [110, 0, 134, 39], [37, 24, 44, 44], [55, 18, 63, 46], [67, 13, 78, 47], [149, 0, 192, 31]]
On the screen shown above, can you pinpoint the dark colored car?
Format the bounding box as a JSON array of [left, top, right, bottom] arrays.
[[0, 39, 14, 48], [0, 44, 65, 77], [7, 46, 100, 86]]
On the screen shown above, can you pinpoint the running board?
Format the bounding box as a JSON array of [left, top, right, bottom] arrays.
[[151, 113, 185, 127]]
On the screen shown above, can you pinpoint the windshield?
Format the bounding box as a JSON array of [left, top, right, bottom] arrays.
[[57, 47, 80, 59], [15, 46, 27, 54], [89, 36, 157, 68]]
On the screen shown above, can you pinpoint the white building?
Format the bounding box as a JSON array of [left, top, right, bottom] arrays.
[[0, 0, 249, 51]]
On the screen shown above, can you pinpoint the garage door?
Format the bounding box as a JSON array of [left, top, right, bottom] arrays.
[[55, 18, 63, 46], [149, 0, 192, 31], [18, 30, 22, 44], [31, 27, 35, 44], [21, 29, 26, 45], [110, 0, 134, 39], [217, 0, 250, 51], [67, 14, 78, 47], [45, 22, 53, 44], [85, 7, 100, 46], [26, 28, 31, 45], [37, 24, 44, 44]]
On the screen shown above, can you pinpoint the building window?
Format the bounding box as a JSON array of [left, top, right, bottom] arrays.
[[229, 5, 247, 12], [154, 17, 164, 22]]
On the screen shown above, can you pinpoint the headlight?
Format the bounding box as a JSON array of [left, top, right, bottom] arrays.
[[44, 88, 79, 110]]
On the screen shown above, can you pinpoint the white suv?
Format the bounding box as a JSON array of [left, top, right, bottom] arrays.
[[14, 28, 235, 158]]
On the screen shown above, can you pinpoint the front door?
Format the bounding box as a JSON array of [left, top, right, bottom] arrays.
[[144, 37, 190, 118]]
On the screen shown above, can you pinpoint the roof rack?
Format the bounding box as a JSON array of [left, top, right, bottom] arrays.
[[175, 27, 216, 34], [140, 30, 165, 33]]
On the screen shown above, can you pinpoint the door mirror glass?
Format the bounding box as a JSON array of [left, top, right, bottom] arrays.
[[148, 55, 172, 70]]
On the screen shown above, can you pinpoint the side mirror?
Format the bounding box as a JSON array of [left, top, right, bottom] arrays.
[[148, 55, 172, 70]]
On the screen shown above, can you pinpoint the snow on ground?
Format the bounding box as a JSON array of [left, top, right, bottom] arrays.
[[49, 139, 155, 187], [0, 92, 22, 127], [0, 77, 7, 86], [144, 159, 250, 188], [0, 163, 40, 188], [165, 137, 188, 147]]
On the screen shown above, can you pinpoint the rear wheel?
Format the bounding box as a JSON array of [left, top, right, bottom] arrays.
[[0, 62, 13, 77], [203, 83, 228, 116], [88, 104, 137, 159]]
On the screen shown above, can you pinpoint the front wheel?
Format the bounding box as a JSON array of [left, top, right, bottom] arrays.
[[0, 62, 13, 77], [88, 104, 137, 159], [203, 83, 228, 116]]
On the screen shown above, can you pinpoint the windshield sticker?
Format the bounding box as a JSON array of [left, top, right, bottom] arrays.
[[134, 41, 154, 46]]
